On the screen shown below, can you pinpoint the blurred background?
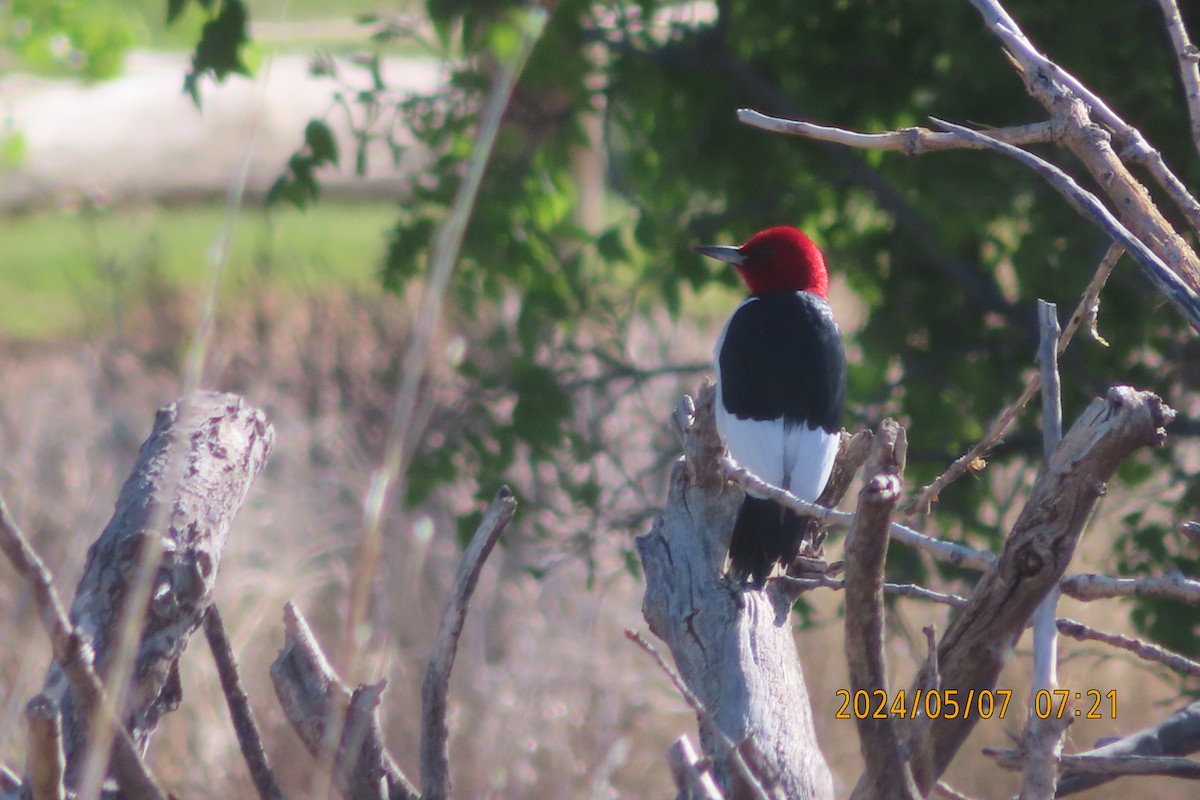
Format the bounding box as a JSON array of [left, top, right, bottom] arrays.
[[1, 1, 1198, 797]]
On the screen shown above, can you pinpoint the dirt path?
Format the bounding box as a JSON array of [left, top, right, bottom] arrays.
[[0, 50, 439, 210]]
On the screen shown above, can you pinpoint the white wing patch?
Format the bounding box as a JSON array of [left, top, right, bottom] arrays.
[[713, 299, 839, 501], [714, 406, 839, 501]]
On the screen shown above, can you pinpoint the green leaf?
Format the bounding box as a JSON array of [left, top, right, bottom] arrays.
[[511, 361, 571, 451], [166, 0, 190, 25], [304, 119, 339, 167], [183, 0, 251, 107]]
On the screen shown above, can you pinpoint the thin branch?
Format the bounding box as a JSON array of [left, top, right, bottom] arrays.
[[1056, 617, 1200, 677], [24, 696, 65, 800], [0, 499, 166, 800], [933, 782, 978, 800], [720, 455, 993, 571], [420, 487, 518, 800], [204, 606, 286, 800], [1056, 699, 1200, 796], [1060, 571, 1200, 603], [0, 766, 19, 793], [783, 576, 968, 607], [930, 117, 1200, 332], [667, 736, 724, 800], [737, 109, 1055, 154], [1022, 300, 1066, 800], [1060, 753, 1200, 778], [1157, 0, 1200, 158], [989, 748, 1200, 779], [967, 0, 1200, 242], [907, 245, 1124, 515], [343, 3, 547, 720]]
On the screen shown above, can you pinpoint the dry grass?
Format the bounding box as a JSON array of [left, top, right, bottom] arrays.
[[0, 275, 1193, 799]]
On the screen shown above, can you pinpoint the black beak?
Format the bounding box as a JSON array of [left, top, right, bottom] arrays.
[[693, 244, 746, 266]]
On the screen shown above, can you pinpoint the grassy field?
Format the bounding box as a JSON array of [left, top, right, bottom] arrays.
[[0, 201, 399, 338]]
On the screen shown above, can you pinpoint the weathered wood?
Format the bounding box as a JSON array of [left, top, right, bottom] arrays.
[[270, 603, 419, 800], [41, 392, 274, 786], [907, 386, 1174, 792], [844, 421, 919, 800], [638, 385, 834, 800]]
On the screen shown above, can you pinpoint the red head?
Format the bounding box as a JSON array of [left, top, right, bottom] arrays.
[[694, 226, 828, 297]]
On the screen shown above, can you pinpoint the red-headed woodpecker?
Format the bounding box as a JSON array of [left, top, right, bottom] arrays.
[[695, 226, 847, 585]]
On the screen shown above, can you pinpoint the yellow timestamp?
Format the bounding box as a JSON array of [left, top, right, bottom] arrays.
[[835, 689, 1013, 720], [1032, 689, 1118, 719], [834, 688, 1118, 720]]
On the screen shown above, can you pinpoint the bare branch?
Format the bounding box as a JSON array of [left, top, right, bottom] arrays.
[[1157, 0, 1200, 156], [1021, 300, 1065, 800], [736, 109, 1054, 154], [784, 576, 968, 607], [204, 606, 286, 800], [1057, 700, 1200, 795], [0, 499, 167, 800], [1060, 571, 1200, 603], [844, 421, 921, 800], [1056, 617, 1200, 677], [906, 386, 1174, 793], [421, 487, 518, 800], [930, 117, 1200, 330], [720, 456, 992, 571], [1059, 753, 1200, 778], [908, 246, 1124, 514], [667, 736, 725, 800], [966, 0, 1200, 260], [269, 603, 419, 800], [24, 696, 65, 800]]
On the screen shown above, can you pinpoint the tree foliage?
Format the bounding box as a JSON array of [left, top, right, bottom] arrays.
[[246, 1, 1200, 649]]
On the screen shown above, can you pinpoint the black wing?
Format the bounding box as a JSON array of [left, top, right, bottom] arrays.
[[718, 292, 846, 434]]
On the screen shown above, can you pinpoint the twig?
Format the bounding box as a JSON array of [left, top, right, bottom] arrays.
[[1060, 571, 1200, 603], [930, 117, 1200, 331], [667, 736, 724, 800], [345, 6, 548, 662], [720, 455, 993, 571], [1157, 0, 1200, 156], [736, 110, 1055, 154], [907, 245, 1123, 514], [0, 766, 19, 793], [967, 0, 1200, 242], [934, 782, 978, 800], [1022, 300, 1066, 800], [1056, 699, 1200, 795], [1056, 617, 1200, 677], [421, 488, 518, 800], [843, 421, 921, 800], [784, 575, 968, 606], [204, 606, 286, 800], [24, 696, 65, 800], [989, 748, 1200, 780], [0, 499, 167, 800], [623, 630, 770, 800]]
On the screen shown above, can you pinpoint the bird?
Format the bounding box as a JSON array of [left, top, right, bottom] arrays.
[[694, 226, 847, 586]]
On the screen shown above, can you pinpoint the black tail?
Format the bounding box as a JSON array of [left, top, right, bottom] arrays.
[[728, 496, 805, 586]]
